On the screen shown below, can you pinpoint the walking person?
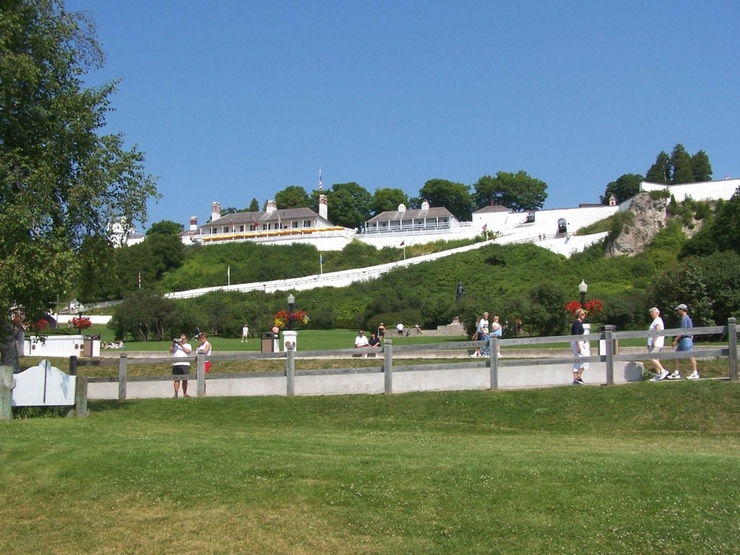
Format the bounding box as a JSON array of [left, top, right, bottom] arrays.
[[479, 312, 490, 356], [669, 303, 699, 380], [170, 333, 192, 398], [570, 308, 589, 384], [491, 315, 503, 357], [470, 316, 482, 358], [241, 323, 249, 343], [648, 307, 669, 381], [196, 332, 212, 395]]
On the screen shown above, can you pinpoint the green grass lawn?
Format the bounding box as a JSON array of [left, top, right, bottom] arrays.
[[2, 381, 739, 554]]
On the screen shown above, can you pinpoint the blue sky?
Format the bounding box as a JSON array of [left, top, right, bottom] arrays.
[[66, 0, 740, 230]]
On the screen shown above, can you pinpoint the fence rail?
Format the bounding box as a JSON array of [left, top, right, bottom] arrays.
[[76, 318, 739, 401]]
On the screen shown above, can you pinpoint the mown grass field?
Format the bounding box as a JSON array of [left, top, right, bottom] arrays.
[[1, 380, 739, 554]]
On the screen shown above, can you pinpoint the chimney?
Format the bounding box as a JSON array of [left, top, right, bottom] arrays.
[[189, 216, 198, 231], [420, 200, 430, 211], [266, 200, 277, 214], [319, 194, 328, 220], [211, 202, 221, 222]]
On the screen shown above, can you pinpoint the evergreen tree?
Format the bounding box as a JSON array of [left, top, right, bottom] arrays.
[[645, 152, 671, 183], [691, 150, 713, 182], [670, 144, 695, 184]]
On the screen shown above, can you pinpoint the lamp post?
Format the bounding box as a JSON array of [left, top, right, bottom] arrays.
[[77, 304, 85, 335], [579, 280, 588, 310], [287, 293, 295, 331]]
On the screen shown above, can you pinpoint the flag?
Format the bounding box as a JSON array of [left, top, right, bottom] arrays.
[[318, 168, 323, 191], [400, 241, 405, 247]]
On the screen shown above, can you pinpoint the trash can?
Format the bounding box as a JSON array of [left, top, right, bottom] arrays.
[[83, 335, 94, 357], [261, 332, 274, 353]]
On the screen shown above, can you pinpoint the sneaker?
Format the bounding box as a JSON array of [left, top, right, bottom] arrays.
[[655, 369, 669, 381], [470, 353, 478, 358], [576, 377, 584, 384], [687, 372, 700, 380], [572, 379, 582, 385], [667, 371, 681, 380]]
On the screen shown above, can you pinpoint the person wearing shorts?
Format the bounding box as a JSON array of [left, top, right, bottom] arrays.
[[170, 333, 192, 398], [570, 309, 589, 384], [669, 304, 699, 380], [648, 307, 668, 380]]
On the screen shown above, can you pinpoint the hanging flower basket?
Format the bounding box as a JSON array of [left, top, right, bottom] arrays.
[[273, 309, 309, 329]]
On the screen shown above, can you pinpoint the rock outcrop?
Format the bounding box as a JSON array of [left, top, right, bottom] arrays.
[[605, 193, 669, 257]]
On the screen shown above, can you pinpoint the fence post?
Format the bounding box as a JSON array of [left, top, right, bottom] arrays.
[[74, 375, 89, 418], [286, 341, 295, 396], [0, 366, 14, 420], [118, 354, 128, 401], [490, 337, 498, 390], [196, 353, 206, 397], [729, 317, 738, 382], [384, 339, 393, 394], [604, 325, 615, 386]]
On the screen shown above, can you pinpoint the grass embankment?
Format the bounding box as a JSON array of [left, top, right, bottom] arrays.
[[1, 381, 739, 554]]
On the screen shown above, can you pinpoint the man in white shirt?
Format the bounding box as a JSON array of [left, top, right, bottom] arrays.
[[354, 330, 369, 348]]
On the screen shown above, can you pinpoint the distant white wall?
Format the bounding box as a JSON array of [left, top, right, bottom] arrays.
[[641, 178, 740, 203]]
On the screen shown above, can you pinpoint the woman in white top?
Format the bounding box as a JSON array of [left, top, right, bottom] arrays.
[[648, 307, 668, 380], [197, 332, 213, 394]]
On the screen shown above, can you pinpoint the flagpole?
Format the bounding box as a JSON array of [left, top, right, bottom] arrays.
[[320, 255, 323, 276], [403, 243, 406, 260], [227, 265, 231, 286]]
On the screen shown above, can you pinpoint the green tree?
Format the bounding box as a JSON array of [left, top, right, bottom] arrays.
[[147, 220, 183, 236], [370, 187, 409, 216], [691, 150, 713, 182], [327, 182, 372, 228], [0, 0, 158, 368], [248, 198, 260, 211], [109, 290, 180, 341], [419, 179, 473, 221], [600, 174, 642, 205], [275, 185, 311, 209], [645, 151, 670, 183], [711, 190, 740, 254], [670, 144, 694, 184], [473, 171, 548, 212]]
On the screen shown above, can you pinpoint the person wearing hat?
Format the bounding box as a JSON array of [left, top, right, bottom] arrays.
[[669, 304, 699, 380]]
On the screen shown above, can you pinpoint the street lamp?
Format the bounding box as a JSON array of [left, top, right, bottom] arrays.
[[287, 293, 295, 330], [579, 280, 588, 309]]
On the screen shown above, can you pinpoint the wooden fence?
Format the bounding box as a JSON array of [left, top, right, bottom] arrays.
[[74, 318, 739, 401]]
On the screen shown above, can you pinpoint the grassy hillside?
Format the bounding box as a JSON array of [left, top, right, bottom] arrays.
[[2, 381, 739, 554]]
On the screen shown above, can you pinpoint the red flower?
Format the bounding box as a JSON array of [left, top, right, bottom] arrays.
[[69, 316, 92, 329], [565, 299, 604, 319]]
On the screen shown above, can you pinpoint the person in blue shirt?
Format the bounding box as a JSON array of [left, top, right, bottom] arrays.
[[668, 304, 699, 380]]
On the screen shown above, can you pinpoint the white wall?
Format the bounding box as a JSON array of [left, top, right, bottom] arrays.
[[641, 178, 740, 203]]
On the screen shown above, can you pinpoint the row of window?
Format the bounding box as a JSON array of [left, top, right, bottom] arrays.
[[209, 220, 314, 234]]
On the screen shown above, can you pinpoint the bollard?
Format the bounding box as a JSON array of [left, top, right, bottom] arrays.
[[196, 353, 206, 397], [286, 341, 295, 396], [118, 354, 128, 400], [0, 366, 15, 420], [603, 325, 615, 386], [74, 375, 89, 418], [383, 340, 393, 394], [729, 318, 738, 382], [490, 337, 499, 390]]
